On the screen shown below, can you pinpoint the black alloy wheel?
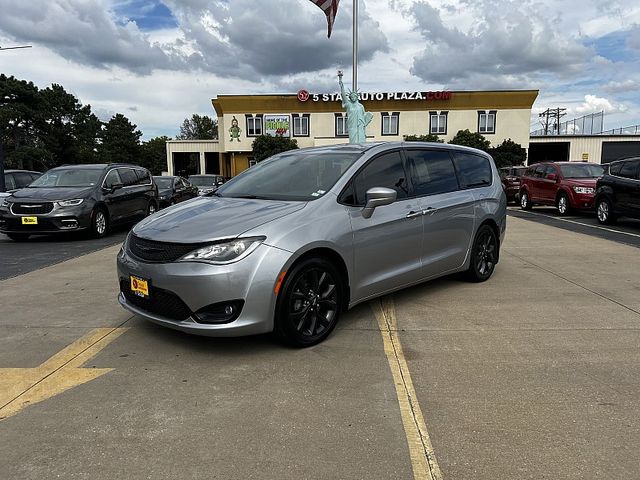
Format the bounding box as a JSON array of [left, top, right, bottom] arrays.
[[276, 257, 342, 347], [91, 207, 108, 238], [596, 198, 615, 225], [466, 225, 498, 282], [520, 191, 532, 210], [7, 233, 30, 242]]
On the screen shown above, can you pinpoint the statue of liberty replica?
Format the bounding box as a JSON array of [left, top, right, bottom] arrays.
[[338, 70, 373, 144]]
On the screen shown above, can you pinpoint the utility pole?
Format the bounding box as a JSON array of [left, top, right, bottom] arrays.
[[538, 107, 566, 135]]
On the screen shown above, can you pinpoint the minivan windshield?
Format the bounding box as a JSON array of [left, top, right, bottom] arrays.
[[559, 164, 604, 178], [216, 151, 362, 201], [154, 177, 174, 189], [189, 176, 216, 187], [29, 168, 103, 187]]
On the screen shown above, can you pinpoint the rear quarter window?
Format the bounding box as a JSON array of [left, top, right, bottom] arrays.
[[118, 168, 138, 186], [135, 169, 151, 185], [452, 152, 492, 189]]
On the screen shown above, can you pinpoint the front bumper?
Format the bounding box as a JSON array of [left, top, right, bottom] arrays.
[[0, 203, 92, 234], [116, 242, 292, 337], [569, 192, 596, 210]]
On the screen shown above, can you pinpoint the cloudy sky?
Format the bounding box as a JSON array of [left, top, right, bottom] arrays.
[[0, 0, 638, 139]]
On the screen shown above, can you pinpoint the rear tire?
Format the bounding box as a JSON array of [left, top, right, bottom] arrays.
[[596, 198, 615, 225], [520, 191, 532, 210], [7, 233, 30, 242], [465, 225, 499, 283], [91, 208, 108, 238], [557, 192, 571, 216], [275, 257, 343, 347]]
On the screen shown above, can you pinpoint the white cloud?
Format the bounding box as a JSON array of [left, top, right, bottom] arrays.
[[574, 94, 628, 115]]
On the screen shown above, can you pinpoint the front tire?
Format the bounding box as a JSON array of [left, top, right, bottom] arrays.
[[466, 225, 499, 283], [557, 192, 571, 216], [596, 198, 615, 225], [275, 257, 343, 347], [520, 190, 532, 210], [91, 208, 108, 238]]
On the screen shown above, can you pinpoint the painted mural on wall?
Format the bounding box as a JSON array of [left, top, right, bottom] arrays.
[[229, 116, 241, 142]]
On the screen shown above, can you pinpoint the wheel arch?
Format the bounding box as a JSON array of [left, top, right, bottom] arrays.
[[283, 247, 351, 311]]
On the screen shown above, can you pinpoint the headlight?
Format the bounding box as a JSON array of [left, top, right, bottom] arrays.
[[57, 199, 84, 207], [179, 236, 265, 264], [0, 198, 10, 208], [573, 186, 595, 194]]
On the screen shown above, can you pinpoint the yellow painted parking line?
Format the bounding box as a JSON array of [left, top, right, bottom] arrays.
[[0, 327, 128, 420], [372, 297, 443, 480]]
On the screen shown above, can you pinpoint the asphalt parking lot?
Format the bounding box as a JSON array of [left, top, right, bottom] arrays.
[[2, 216, 640, 479]]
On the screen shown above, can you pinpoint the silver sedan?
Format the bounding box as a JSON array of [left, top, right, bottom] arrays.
[[117, 142, 506, 346]]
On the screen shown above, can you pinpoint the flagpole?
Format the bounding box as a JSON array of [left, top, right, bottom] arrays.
[[352, 0, 358, 92]]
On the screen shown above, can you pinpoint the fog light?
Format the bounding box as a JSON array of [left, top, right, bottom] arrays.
[[194, 300, 244, 324], [61, 219, 78, 229]]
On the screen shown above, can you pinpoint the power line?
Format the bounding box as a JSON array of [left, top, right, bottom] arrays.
[[538, 107, 566, 135], [0, 45, 32, 51]]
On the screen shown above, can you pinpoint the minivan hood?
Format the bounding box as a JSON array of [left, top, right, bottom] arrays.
[[563, 178, 598, 188], [133, 196, 307, 243], [10, 187, 94, 201]]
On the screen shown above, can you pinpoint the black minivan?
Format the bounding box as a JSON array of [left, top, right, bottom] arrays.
[[0, 164, 158, 241], [595, 157, 640, 224]]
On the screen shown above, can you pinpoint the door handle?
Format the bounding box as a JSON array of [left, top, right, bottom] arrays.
[[406, 210, 422, 219], [422, 207, 438, 215]]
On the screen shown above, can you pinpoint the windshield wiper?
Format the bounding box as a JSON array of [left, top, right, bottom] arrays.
[[229, 194, 271, 199]]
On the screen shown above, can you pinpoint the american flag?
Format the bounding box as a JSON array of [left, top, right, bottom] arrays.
[[310, 0, 341, 38]]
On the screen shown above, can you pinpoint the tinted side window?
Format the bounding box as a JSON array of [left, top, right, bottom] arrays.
[[135, 168, 151, 185], [118, 168, 138, 187], [14, 172, 34, 188], [353, 151, 409, 205], [406, 149, 458, 196], [609, 162, 622, 176], [619, 161, 639, 180], [4, 173, 16, 190], [525, 167, 536, 177], [104, 169, 122, 188], [533, 165, 546, 178], [452, 153, 492, 189]]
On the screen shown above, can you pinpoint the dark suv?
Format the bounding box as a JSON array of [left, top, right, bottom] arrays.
[[519, 162, 604, 215], [1, 170, 42, 193], [0, 164, 158, 241], [595, 157, 640, 224]]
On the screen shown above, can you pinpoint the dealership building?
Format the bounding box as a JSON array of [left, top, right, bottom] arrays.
[[165, 89, 539, 177]]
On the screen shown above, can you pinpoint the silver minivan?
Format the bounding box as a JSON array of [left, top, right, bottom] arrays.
[[117, 142, 506, 346]]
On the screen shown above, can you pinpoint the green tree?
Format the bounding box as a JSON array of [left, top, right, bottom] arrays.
[[449, 129, 491, 152], [177, 114, 218, 140], [403, 134, 444, 143], [140, 136, 170, 175], [0, 75, 42, 173], [251, 135, 298, 162], [98, 114, 142, 164], [488, 138, 526, 168]]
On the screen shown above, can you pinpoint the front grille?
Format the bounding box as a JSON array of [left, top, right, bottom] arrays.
[[120, 279, 192, 321], [128, 235, 204, 263], [11, 202, 54, 214]]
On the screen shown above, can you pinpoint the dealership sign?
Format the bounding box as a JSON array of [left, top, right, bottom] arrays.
[[297, 90, 453, 102], [264, 114, 290, 137]]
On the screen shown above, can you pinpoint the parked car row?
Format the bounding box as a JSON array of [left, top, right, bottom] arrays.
[[503, 157, 640, 225], [0, 160, 229, 241]]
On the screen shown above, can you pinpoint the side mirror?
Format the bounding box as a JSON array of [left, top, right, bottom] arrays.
[[106, 182, 123, 193], [546, 173, 557, 181], [361, 187, 397, 219]]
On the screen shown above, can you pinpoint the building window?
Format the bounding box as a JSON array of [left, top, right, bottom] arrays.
[[246, 115, 263, 136], [478, 110, 496, 134], [293, 114, 310, 137], [429, 111, 448, 135], [381, 112, 400, 136], [335, 113, 348, 137]]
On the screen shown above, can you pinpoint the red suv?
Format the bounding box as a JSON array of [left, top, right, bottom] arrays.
[[500, 166, 527, 203], [519, 162, 604, 215]]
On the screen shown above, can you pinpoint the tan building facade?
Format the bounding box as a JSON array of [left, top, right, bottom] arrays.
[[529, 134, 640, 164], [166, 89, 539, 177]]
